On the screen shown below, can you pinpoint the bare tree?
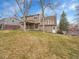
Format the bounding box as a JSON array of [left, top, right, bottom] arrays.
[[39, 0, 60, 32], [16, 0, 32, 31], [40, 0, 45, 32]]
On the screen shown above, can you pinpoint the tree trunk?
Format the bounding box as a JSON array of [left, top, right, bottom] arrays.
[[23, 16, 26, 31], [42, 15, 45, 32], [16, 0, 32, 32], [40, 0, 45, 32]]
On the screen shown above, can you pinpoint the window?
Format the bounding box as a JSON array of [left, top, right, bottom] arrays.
[[34, 16, 37, 19], [12, 20, 15, 22], [48, 19, 50, 24], [53, 27, 55, 29], [35, 24, 38, 29], [0, 24, 2, 30]]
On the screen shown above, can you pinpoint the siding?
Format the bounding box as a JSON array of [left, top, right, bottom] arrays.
[[3, 25, 20, 30]]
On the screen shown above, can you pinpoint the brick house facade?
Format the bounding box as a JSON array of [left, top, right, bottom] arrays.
[[39, 16, 57, 33], [21, 14, 57, 33]]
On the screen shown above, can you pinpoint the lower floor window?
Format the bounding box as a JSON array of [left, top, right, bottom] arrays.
[[53, 27, 55, 29], [35, 24, 38, 29], [0, 24, 2, 29]]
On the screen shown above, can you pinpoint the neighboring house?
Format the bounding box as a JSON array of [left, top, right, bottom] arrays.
[[68, 24, 79, 35], [0, 18, 20, 30], [0, 14, 57, 33]]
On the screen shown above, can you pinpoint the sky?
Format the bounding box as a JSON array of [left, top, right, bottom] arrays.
[[0, 0, 79, 24]]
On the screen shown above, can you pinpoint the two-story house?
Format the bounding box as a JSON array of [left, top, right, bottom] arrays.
[[21, 14, 57, 33]]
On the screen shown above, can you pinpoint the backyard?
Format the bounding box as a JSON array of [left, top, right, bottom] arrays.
[[0, 30, 79, 59]]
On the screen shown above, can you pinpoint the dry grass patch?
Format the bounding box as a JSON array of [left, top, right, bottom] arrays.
[[0, 30, 79, 59]]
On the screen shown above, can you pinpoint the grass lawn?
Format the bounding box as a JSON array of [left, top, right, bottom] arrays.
[[0, 30, 79, 59]]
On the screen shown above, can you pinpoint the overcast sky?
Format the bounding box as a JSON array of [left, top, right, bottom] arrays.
[[0, 0, 79, 23]]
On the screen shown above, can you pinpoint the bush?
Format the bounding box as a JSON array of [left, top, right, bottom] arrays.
[[57, 30, 63, 34]]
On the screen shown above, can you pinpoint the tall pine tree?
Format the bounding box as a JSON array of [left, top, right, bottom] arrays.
[[59, 11, 69, 32]]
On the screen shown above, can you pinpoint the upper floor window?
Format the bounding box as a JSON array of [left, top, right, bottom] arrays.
[[47, 19, 50, 25], [34, 16, 38, 19]]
